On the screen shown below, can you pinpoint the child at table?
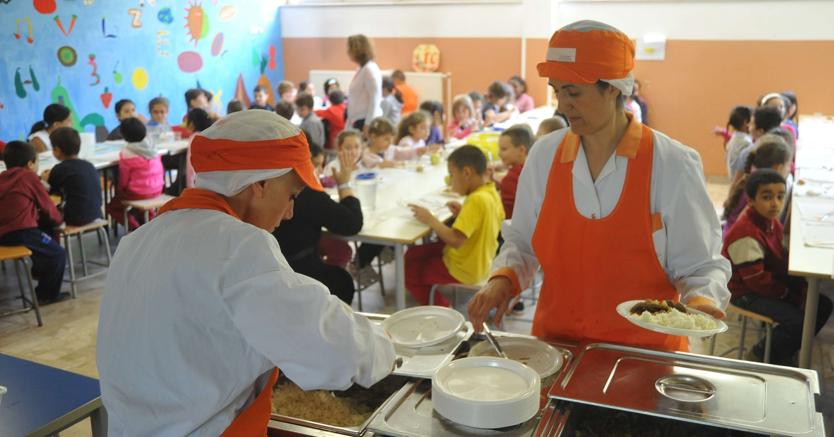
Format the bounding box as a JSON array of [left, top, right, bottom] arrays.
[[249, 85, 274, 111], [482, 81, 515, 127], [722, 169, 832, 365], [508, 76, 534, 114], [447, 95, 478, 140], [419, 101, 445, 147], [43, 127, 102, 226], [107, 99, 146, 140], [536, 116, 567, 138], [147, 97, 172, 130], [0, 141, 66, 304], [28, 103, 73, 153], [405, 145, 504, 306], [323, 129, 363, 186], [107, 118, 164, 231], [722, 134, 792, 236], [362, 117, 397, 169], [496, 125, 533, 219], [316, 89, 347, 151], [392, 111, 439, 161], [468, 91, 485, 128]]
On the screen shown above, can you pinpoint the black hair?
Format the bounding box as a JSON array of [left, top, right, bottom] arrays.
[[323, 78, 340, 95], [226, 100, 243, 114], [382, 76, 395, 93], [419, 100, 444, 117], [501, 124, 534, 152], [328, 89, 345, 105], [468, 91, 484, 103], [745, 169, 786, 199], [114, 99, 134, 116], [253, 85, 267, 94], [43, 103, 71, 128], [448, 145, 487, 176], [2, 141, 37, 168], [148, 96, 169, 113], [309, 142, 323, 158], [49, 127, 81, 156], [509, 75, 528, 94], [295, 92, 314, 110], [594, 81, 625, 109], [120, 117, 147, 142], [487, 81, 512, 100], [726, 105, 753, 131], [722, 135, 792, 220], [184, 88, 209, 108], [30, 121, 47, 135], [299, 80, 312, 94], [754, 106, 783, 132], [781, 91, 798, 122], [186, 108, 214, 132], [275, 101, 295, 120]]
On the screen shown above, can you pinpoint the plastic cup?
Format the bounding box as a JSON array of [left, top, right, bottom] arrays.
[[355, 172, 378, 211]]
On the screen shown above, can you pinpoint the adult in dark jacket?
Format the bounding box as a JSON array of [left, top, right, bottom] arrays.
[[273, 146, 362, 304]]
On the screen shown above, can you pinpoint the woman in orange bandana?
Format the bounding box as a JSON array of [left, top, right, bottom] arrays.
[[468, 21, 731, 351], [97, 110, 396, 436]]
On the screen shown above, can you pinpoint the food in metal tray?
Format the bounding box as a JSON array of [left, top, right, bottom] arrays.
[[629, 299, 718, 330], [271, 375, 406, 428]]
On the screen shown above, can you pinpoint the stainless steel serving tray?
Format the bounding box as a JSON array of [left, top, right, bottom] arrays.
[[368, 336, 576, 437], [548, 342, 825, 436]]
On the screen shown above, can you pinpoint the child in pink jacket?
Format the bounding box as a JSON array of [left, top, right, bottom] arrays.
[[107, 118, 164, 230]]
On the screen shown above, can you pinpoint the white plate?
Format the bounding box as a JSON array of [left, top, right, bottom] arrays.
[[616, 300, 729, 338], [382, 306, 465, 348], [432, 357, 540, 429], [469, 336, 564, 378]]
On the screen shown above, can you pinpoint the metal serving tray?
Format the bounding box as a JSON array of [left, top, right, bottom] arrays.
[[548, 342, 825, 436], [368, 335, 576, 437]]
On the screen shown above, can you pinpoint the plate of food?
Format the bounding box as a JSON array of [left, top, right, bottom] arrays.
[[382, 306, 465, 348], [616, 299, 728, 338]]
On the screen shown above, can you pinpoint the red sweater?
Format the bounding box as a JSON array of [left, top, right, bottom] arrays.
[[0, 167, 63, 237], [500, 164, 523, 219], [315, 103, 346, 150], [721, 207, 802, 301]]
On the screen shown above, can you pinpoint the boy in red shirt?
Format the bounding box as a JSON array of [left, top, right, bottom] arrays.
[[496, 124, 534, 219], [722, 169, 832, 365], [315, 89, 347, 151], [0, 141, 67, 304]]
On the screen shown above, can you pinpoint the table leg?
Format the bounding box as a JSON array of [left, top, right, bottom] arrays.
[[395, 244, 405, 310], [798, 277, 820, 368], [90, 405, 108, 437]]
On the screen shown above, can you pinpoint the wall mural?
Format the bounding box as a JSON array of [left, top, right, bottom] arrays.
[[0, 0, 283, 141]]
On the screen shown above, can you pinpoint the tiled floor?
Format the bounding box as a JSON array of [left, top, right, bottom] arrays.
[[1, 179, 832, 435]]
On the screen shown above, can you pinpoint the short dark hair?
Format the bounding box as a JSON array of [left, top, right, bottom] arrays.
[[448, 145, 487, 176], [487, 81, 512, 100], [754, 106, 783, 132], [391, 70, 406, 82], [328, 89, 345, 105], [299, 80, 312, 94], [148, 96, 169, 113], [226, 100, 243, 114], [50, 127, 81, 156], [727, 105, 753, 131], [745, 168, 786, 199], [2, 141, 37, 168], [295, 92, 314, 110], [114, 99, 134, 115], [382, 76, 395, 93], [501, 124, 534, 152], [275, 101, 295, 120], [309, 142, 323, 158], [43, 103, 71, 126], [419, 100, 444, 117], [253, 85, 267, 94], [184, 88, 209, 108], [509, 75, 527, 94], [186, 108, 214, 132], [120, 118, 147, 142], [468, 91, 484, 103]]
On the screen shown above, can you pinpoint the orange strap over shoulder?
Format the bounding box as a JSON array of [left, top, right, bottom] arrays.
[[220, 369, 279, 437]]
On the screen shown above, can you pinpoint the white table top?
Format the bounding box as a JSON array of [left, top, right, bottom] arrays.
[[788, 116, 834, 278]]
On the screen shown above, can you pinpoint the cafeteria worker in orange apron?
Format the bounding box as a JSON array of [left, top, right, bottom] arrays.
[[468, 21, 731, 351]]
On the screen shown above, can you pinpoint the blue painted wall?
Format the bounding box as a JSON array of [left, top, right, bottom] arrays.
[[0, 0, 283, 141]]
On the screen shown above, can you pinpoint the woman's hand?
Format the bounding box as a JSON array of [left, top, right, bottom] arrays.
[[468, 277, 514, 331]]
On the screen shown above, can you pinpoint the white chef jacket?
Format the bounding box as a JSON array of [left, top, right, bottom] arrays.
[[495, 127, 731, 309], [347, 60, 383, 126], [97, 209, 395, 436]]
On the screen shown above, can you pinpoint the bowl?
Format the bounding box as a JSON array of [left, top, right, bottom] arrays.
[[432, 357, 540, 429]]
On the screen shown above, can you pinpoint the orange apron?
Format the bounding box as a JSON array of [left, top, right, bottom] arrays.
[[160, 188, 280, 435], [530, 124, 686, 351]]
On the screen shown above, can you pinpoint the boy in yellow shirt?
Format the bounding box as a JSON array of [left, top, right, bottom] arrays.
[[406, 145, 505, 306]]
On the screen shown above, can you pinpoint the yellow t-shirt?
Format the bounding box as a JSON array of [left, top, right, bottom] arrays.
[[443, 182, 505, 285]]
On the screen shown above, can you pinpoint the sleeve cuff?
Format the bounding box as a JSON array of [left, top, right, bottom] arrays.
[[490, 267, 522, 296]]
